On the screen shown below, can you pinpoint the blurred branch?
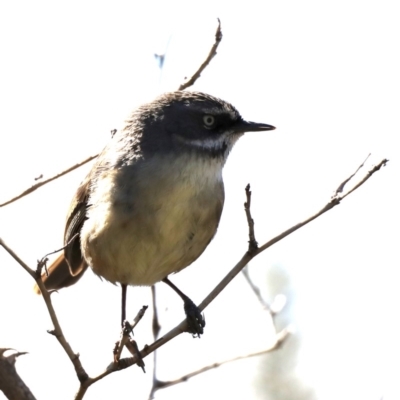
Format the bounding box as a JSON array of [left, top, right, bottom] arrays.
[[0, 155, 98, 208], [152, 327, 290, 393], [148, 286, 162, 400], [242, 266, 272, 312], [178, 19, 222, 90], [0, 349, 36, 400]]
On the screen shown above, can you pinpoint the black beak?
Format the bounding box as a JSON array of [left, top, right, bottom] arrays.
[[233, 120, 276, 134]]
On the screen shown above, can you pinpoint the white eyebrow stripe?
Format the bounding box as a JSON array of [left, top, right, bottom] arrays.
[[173, 130, 240, 151]]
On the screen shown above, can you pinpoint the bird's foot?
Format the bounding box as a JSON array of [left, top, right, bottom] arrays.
[[183, 298, 205, 337]]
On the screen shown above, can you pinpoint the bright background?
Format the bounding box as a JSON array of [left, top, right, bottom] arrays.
[[1, 1, 399, 400]]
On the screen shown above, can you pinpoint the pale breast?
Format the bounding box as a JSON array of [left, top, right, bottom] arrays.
[[80, 154, 225, 286]]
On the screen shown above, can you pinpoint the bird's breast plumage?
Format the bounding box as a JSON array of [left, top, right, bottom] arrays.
[[80, 153, 225, 286]]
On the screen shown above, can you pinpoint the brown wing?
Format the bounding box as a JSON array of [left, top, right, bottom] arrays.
[[34, 178, 91, 294], [63, 178, 90, 277]]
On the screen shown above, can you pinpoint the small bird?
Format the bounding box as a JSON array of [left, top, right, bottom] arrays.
[[35, 91, 275, 336]]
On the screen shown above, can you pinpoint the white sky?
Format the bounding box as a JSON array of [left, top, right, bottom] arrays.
[[1, 1, 399, 400]]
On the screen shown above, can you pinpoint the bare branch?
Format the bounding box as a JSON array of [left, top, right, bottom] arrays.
[[178, 19, 223, 90], [0, 154, 98, 208], [0, 238, 88, 383], [0, 238, 36, 280], [334, 153, 371, 195], [258, 158, 388, 254], [244, 184, 258, 251], [340, 158, 388, 200], [0, 21, 222, 209]]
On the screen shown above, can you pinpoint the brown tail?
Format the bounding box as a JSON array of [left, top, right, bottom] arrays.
[[34, 253, 88, 294]]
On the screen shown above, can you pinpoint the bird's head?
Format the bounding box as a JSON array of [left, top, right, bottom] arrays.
[[125, 91, 275, 161]]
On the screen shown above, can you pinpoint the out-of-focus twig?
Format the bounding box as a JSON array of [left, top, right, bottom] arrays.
[[242, 266, 271, 312], [152, 327, 290, 392]]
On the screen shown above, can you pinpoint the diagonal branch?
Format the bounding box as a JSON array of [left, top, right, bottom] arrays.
[[0, 155, 98, 208], [0, 238, 88, 383], [242, 266, 272, 312], [154, 327, 290, 391], [178, 19, 223, 91], [0, 20, 223, 209], [334, 153, 371, 194]]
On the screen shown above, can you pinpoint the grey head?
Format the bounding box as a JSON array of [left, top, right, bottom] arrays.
[[117, 91, 275, 163]]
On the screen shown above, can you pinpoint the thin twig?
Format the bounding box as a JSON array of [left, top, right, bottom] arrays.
[[178, 19, 222, 90], [0, 20, 222, 209], [0, 154, 98, 208], [154, 327, 290, 391], [340, 158, 388, 200], [242, 266, 271, 312], [334, 153, 371, 195], [244, 184, 258, 251], [258, 158, 388, 254]]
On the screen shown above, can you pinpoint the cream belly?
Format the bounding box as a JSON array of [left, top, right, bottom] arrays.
[[80, 155, 225, 286]]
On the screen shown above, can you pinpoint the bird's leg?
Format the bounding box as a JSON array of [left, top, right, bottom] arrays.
[[162, 277, 205, 337], [121, 283, 127, 327]]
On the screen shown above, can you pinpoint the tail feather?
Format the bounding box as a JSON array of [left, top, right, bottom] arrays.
[[34, 253, 88, 294]]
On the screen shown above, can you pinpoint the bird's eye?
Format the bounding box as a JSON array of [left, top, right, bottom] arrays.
[[203, 115, 215, 128]]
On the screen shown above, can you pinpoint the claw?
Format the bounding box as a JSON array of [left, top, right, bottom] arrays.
[[184, 298, 205, 337]]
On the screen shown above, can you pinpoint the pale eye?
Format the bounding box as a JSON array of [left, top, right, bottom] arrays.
[[203, 115, 215, 128]]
